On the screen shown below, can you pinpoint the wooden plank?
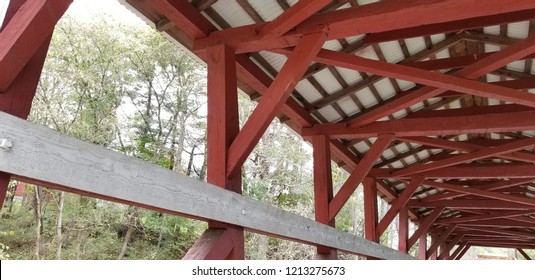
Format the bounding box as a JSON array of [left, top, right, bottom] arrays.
[[328, 134, 394, 220], [418, 234, 427, 260], [0, 171, 9, 209], [226, 32, 326, 178], [408, 199, 535, 210], [183, 229, 233, 260], [438, 234, 463, 260], [398, 207, 409, 253], [0, 112, 413, 260]]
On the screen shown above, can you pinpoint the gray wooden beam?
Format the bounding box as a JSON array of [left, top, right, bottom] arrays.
[[0, 112, 413, 260]]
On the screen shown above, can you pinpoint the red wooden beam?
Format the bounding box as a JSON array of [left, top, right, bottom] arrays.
[[328, 134, 394, 220], [194, 1, 535, 53], [422, 179, 535, 203], [258, 0, 331, 38], [418, 234, 427, 260], [437, 210, 535, 225], [454, 245, 471, 260], [377, 177, 424, 236], [454, 218, 535, 228], [392, 138, 535, 177], [422, 180, 535, 207], [398, 207, 409, 253], [517, 248, 532, 260], [438, 234, 463, 260], [343, 32, 535, 127], [312, 135, 337, 259], [363, 9, 535, 44], [427, 226, 456, 259], [310, 49, 535, 109], [372, 164, 535, 179], [303, 110, 535, 139], [407, 207, 445, 250], [363, 177, 379, 243], [0, 0, 72, 92], [183, 229, 234, 260], [0, 172, 10, 209], [449, 241, 468, 260], [201, 44, 244, 259], [457, 229, 535, 239], [150, 0, 215, 40], [405, 52, 535, 71], [408, 199, 535, 210], [226, 32, 326, 178]]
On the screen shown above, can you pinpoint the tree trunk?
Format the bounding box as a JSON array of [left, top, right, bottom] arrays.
[[33, 186, 44, 260], [118, 207, 137, 260], [56, 191, 65, 259]]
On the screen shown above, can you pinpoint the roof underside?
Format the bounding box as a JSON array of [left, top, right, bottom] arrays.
[[122, 0, 535, 250]]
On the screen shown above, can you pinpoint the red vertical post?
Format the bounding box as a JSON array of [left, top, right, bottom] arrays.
[[418, 233, 427, 260], [363, 177, 379, 259], [429, 234, 438, 260], [0, 172, 10, 210], [398, 207, 409, 253], [313, 135, 337, 259], [185, 44, 244, 260]]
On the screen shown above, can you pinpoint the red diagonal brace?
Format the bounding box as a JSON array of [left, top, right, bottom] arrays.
[[376, 177, 424, 236], [226, 32, 327, 178], [408, 207, 445, 250], [328, 134, 394, 221], [0, 0, 72, 92]]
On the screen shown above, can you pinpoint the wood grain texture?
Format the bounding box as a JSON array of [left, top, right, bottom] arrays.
[[0, 112, 413, 260]]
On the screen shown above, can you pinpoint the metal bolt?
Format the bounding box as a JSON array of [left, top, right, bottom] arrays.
[[0, 138, 13, 152]]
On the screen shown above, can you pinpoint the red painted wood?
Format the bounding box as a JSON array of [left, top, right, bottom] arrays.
[[393, 138, 535, 177], [517, 248, 532, 260], [150, 0, 215, 40], [454, 245, 471, 260], [194, 1, 535, 53], [377, 177, 424, 236], [226, 32, 326, 178], [422, 180, 535, 207], [405, 52, 535, 71], [418, 234, 427, 260], [363, 177, 378, 243], [304, 110, 535, 139], [457, 227, 535, 239], [328, 134, 393, 220], [183, 229, 233, 260], [436, 210, 535, 224], [408, 199, 535, 210], [364, 9, 535, 44], [312, 135, 337, 258], [312, 49, 535, 110], [438, 235, 463, 260], [427, 226, 456, 259], [0, 172, 10, 209], [201, 44, 244, 259], [398, 207, 409, 253], [453, 218, 535, 228], [449, 241, 468, 260], [258, 0, 331, 38], [0, 0, 72, 92], [422, 179, 535, 203], [407, 207, 445, 250]]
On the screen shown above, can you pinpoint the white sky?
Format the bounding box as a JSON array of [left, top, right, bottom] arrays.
[[66, 0, 145, 25], [0, 0, 10, 28]]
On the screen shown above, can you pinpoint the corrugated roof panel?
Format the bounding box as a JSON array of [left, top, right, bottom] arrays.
[[247, 0, 284, 22], [405, 37, 427, 56], [405, 155, 417, 165], [507, 21, 530, 39], [486, 74, 501, 82], [373, 79, 396, 100], [294, 79, 323, 103], [357, 0, 380, 5], [448, 100, 462, 109], [391, 109, 407, 120], [323, 40, 342, 51], [395, 143, 410, 154], [259, 51, 287, 71], [395, 79, 416, 91], [483, 25, 500, 36], [354, 141, 370, 154], [335, 67, 362, 85], [378, 41, 404, 63], [337, 97, 360, 116], [317, 106, 342, 123], [430, 34, 446, 44], [487, 98, 502, 105], [391, 161, 403, 168], [382, 149, 395, 160], [529, 89, 535, 94], [434, 49, 450, 59], [408, 102, 425, 112], [313, 68, 344, 94], [457, 134, 468, 141], [346, 35, 366, 44], [355, 87, 378, 108], [507, 60, 525, 72], [417, 150, 430, 160], [355, 45, 379, 60], [211, 1, 255, 27]]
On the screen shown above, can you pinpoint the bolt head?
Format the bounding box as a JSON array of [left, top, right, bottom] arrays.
[[0, 138, 13, 151]]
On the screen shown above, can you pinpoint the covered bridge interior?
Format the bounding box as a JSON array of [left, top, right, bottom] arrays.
[[2, 0, 535, 260]]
